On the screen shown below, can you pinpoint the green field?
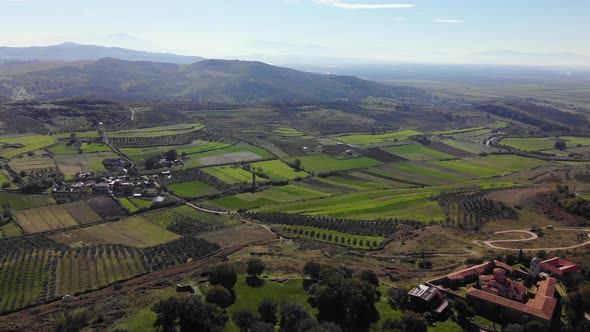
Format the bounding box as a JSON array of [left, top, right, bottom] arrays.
[[203, 165, 254, 184], [118, 197, 152, 213], [121, 140, 229, 163], [336, 129, 423, 146], [430, 155, 546, 177], [47, 142, 79, 154], [182, 144, 275, 168], [251, 160, 306, 180], [109, 123, 204, 138], [384, 144, 454, 161], [81, 142, 112, 153], [502, 136, 590, 152], [168, 180, 220, 198], [287, 154, 381, 174], [0, 192, 55, 210], [207, 184, 331, 210], [433, 126, 486, 135], [0, 135, 56, 158], [272, 127, 304, 137], [0, 170, 17, 189], [7, 153, 56, 173]]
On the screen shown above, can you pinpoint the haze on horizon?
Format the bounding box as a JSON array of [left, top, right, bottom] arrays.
[[1, 0, 589, 67]]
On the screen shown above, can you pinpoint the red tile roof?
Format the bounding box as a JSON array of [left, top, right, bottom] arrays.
[[466, 277, 558, 321], [447, 261, 512, 280], [540, 257, 581, 276]]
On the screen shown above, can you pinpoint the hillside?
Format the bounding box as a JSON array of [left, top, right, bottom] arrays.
[[0, 42, 204, 64], [0, 58, 427, 103]]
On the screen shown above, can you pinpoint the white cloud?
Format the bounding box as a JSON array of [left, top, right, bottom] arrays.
[[434, 19, 464, 23], [313, 0, 415, 10]]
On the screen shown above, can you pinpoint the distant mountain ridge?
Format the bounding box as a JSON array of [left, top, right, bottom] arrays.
[[0, 57, 427, 103], [0, 42, 204, 64]]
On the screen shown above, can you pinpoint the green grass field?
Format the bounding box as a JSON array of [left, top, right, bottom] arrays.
[[430, 155, 546, 177], [384, 144, 454, 161], [207, 184, 331, 210], [502, 136, 590, 152], [7, 153, 56, 173], [121, 140, 228, 163], [251, 160, 306, 181], [433, 126, 486, 135], [168, 180, 220, 198], [53, 152, 118, 180], [80, 142, 112, 153], [272, 127, 304, 137], [0, 135, 56, 158], [0, 171, 17, 189], [47, 142, 79, 154], [118, 197, 152, 213], [203, 165, 254, 184], [0, 192, 55, 210], [109, 123, 204, 138], [336, 129, 423, 146], [182, 144, 275, 168], [288, 154, 381, 174]]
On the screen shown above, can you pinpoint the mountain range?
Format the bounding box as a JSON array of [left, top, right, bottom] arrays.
[[0, 56, 425, 103], [0, 42, 204, 64]]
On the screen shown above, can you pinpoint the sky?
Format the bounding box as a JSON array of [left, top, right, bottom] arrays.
[[1, 0, 590, 65]]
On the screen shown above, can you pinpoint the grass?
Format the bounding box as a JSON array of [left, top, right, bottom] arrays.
[[502, 136, 590, 152], [430, 155, 546, 177], [52, 216, 181, 248], [121, 140, 228, 163], [80, 142, 112, 153], [207, 184, 331, 210], [0, 222, 22, 238], [118, 197, 152, 213], [433, 126, 486, 135], [272, 127, 304, 137], [8, 153, 56, 173], [439, 139, 485, 154], [336, 129, 423, 146], [47, 142, 79, 154], [250, 160, 305, 181], [203, 165, 254, 184], [0, 192, 55, 210], [384, 144, 454, 161], [0, 135, 56, 158], [288, 154, 381, 174], [182, 144, 274, 168], [109, 123, 204, 138], [0, 171, 17, 189], [168, 180, 220, 198]]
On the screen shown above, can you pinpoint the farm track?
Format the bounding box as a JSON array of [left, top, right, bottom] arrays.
[[474, 228, 590, 251]]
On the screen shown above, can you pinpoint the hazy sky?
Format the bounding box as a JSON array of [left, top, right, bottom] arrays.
[[1, 0, 589, 63]]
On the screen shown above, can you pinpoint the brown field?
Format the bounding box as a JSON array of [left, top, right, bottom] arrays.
[[53, 152, 117, 179], [7, 153, 56, 173], [86, 197, 124, 219], [428, 141, 474, 158], [63, 200, 103, 224], [15, 205, 79, 234], [196, 223, 277, 248]]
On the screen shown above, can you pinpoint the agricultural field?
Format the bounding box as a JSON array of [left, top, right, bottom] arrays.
[[47, 142, 79, 154], [7, 152, 56, 173], [53, 152, 118, 179], [0, 170, 17, 189], [501, 136, 590, 152], [0, 222, 22, 238], [271, 127, 304, 137], [0, 192, 55, 210], [250, 160, 305, 180], [15, 204, 82, 234], [109, 123, 204, 138], [0, 135, 56, 158], [168, 180, 220, 198], [80, 142, 112, 153], [287, 154, 381, 174], [203, 165, 254, 184], [335, 129, 423, 146], [121, 140, 228, 163], [143, 205, 237, 236], [207, 184, 331, 210], [117, 197, 152, 213], [51, 216, 181, 248], [384, 143, 454, 161]]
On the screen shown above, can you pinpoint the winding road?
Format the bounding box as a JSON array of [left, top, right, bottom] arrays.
[[474, 228, 590, 251]]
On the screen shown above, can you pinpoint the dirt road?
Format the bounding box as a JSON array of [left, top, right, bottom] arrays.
[[474, 228, 590, 251]]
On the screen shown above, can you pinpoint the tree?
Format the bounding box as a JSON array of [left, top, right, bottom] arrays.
[[205, 285, 233, 308], [504, 324, 524, 332], [250, 321, 275, 332], [247, 258, 265, 277], [400, 311, 428, 332], [359, 270, 379, 288], [208, 264, 238, 290], [165, 149, 179, 161], [279, 302, 312, 332], [258, 299, 278, 325], [524, 321, 544, 332], [303, 261, 322, 281], [232, 310, 259, 332], [452, 298, 475, 322], [554, 141, 567, 150], [387, 287, 409, 309], [152, 296, 228, 332], [293, 158, 302, 171], [308, 322, 343, 332]]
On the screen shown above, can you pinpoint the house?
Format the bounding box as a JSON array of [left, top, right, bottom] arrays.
[[478, 268, 527, 301], [409, 284, 449, 315], [540, 257, 581, 277], [94, 182, 110, 193], [443, 260, 514, 286]]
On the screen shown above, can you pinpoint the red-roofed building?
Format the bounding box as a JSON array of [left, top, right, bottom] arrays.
[[540, 257, 581, 277], [467, 277, 559, 329]]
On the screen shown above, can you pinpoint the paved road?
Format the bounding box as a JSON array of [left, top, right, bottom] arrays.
[[474, 228, 590, 251]]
